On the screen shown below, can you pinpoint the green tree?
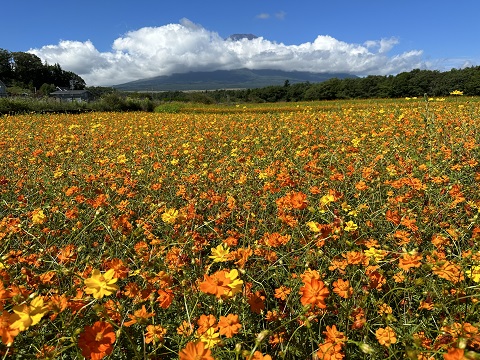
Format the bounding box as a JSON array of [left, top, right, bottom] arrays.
[[0, 49, 14, 85], [11, 52, 45, 89], [38, 83, 56, 97]]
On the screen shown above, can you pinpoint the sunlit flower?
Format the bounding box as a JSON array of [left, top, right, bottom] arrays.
[[364, 247, 385, 263], [306, 221, 321, 232], [398, 252, 422, 272], [199, 270, 231, 298], [274, 285, 291, 301], [9, 297, 49, 332], [343, 221, 358, 232], [31, 208, 46, 225], [323, 325, 346, 344], [198, 327, 220, 349], [465, 265, 480, 283], [161, 208, 179, 224], [84, 269, 119, 299], [320, 194, 335, 206], [116, 154, 128, 163], [209, 243, 230, 263], [250, 351, 273, 360], [225, 269, 243, 298], [300, 277, 329, 309]]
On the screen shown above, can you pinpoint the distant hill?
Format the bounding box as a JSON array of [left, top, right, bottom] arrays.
[[227, 34, 259, 41], [113, 68, 357, 91]]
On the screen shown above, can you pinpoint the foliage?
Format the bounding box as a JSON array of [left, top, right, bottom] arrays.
[[1, 98, 480, 359], [0, 48, 86, 91]]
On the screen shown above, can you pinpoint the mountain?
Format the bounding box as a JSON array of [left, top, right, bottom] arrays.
[[227, 34, 259, 41], [113, 68, 357, 91]]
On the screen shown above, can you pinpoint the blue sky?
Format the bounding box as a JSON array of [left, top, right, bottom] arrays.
[[2, 0, 478, 86]]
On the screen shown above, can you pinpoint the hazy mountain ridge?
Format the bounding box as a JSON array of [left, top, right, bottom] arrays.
[[227, 34, 259, 41], [113, 68, 357, 91]]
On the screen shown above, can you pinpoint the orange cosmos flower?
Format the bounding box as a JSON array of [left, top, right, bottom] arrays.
[[432, 260, 465, 283], [78, 321, 116, 360], [247, 291, 266, 314], [157, 289, 175, 309], [218, 314, 241, 338], [84, 269, 119, 299], [144, 324, 167, 344], [0, 312, 19, 345], [199, 270, 231, 298], [317, 341, 344, 360], [398, 252, 423, 272], [375, 326, 397, 347], [177, 320, 194, 336], [250, 351, 273, 360], [287, 191, 309, 210], [274, 285, 291, 301], [102, 258, 129, 279], [179, 341, 213, 360], [123, 305, 154, 327], [443, 347, 466, 360], [323, 325, 346, 344], [332, 279, 353, 299], [197, 314, 217, 335], [300, 277, 329, 309]]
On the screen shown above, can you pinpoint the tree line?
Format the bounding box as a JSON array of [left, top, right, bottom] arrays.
[[152, 67, 480, 103], [0, 48, 86, 96]]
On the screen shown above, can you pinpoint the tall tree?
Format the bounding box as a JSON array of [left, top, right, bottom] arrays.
[[11, 52, 45, 89], [0, 49, 14, 85]]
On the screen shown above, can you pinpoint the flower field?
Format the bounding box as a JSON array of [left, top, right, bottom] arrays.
[[1, 98, 480, 359]]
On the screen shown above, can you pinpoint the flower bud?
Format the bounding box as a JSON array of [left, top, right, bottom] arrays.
[[359, 343, 375, 354], [256, 330, 270, 344]]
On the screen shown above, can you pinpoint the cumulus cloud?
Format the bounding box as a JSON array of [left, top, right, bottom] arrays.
[[29, 19, 425, 86]]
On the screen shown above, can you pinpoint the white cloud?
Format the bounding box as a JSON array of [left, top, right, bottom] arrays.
[[256, 13, 270, 19], [275, 11, 286, 20], [29, 19, 426, 86]]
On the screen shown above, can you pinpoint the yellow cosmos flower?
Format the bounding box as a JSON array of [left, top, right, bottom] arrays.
[[199, 327, 220, 349], [161, 208, 179, 224], [84, 269, 119, 299], [116, 154, 128, 164], [450, 90, 464, 96], [344, 221, 358, 232], [10, 297, 49, 331], [31, 209, 46, 225], [466, 265, 480, 283], [209, 244, 230, 263], [306, 221, 321, 233], [320, 194, 335, 206], [364, 247, 385, 263], [225, 269, 243, 298]]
